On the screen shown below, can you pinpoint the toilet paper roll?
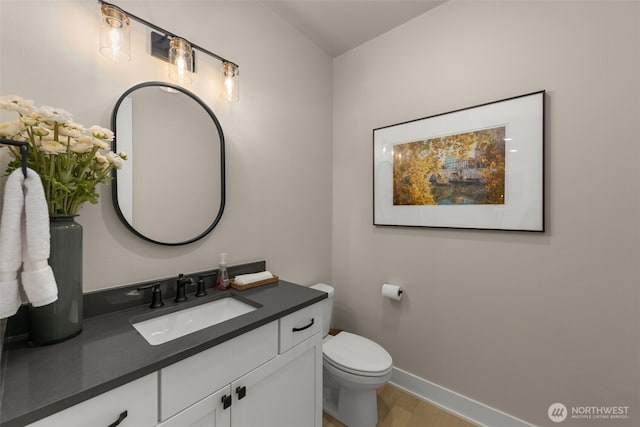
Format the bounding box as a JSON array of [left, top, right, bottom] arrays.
[[382, 283, 403, 301]]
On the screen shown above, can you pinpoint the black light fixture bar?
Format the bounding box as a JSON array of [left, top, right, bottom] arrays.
[[97, 0, 239, 69]]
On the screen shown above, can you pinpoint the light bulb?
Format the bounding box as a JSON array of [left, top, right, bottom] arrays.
[[109, 28, 121, 58]]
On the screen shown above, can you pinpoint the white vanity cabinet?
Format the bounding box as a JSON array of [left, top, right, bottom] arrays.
[[22, 301, 323, 427], [159, 321, 279, 421], [158, 334, 321, 427], [158, 302, 323, 427], [26, 373, 157, 427]]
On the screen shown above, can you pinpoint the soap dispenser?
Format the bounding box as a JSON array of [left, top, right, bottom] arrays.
[[216, 253, 230, 290]]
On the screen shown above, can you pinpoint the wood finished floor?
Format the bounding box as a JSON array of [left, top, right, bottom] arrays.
[[322, 383, 477, 427]]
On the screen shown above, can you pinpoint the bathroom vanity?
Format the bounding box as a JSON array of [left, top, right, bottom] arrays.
[[0, 279, 325, 427]]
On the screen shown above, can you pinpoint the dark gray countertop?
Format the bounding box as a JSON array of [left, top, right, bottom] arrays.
[[0, 280, 326, 427]]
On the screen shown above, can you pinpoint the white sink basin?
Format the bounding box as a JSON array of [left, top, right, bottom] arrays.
[[132, 296, 258, 345]]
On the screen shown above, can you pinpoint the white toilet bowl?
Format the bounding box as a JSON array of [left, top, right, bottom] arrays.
[[310, 284, 392, 427]]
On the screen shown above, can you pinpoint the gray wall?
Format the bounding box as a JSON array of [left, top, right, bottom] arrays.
[[332, 1, 639, 426], [0, 0, 334, 291]]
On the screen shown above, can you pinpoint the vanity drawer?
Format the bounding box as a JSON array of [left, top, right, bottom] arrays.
[[27, 373, 157, 427], [279, 302, 322, 353], [159, 321, 278, 421]]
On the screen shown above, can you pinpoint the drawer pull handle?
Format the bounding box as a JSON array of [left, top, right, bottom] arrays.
[[107, 410, 128, 427], [222, 394, 232, 409], [292, 318, 314, 332]]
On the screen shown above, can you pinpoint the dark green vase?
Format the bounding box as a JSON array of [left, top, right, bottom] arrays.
[[28, 215, 83, 345]]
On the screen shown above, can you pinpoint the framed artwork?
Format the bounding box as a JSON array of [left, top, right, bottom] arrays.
[[373, 90, 545, 231]]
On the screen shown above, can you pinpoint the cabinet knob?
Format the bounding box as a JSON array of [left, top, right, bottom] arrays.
[[221, 394, 232, 409], [236, 385, 247, 400], [106, 410, 128, 427]]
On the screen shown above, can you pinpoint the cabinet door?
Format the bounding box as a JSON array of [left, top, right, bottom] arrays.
[[26, 373, 157, 427], [160, 321, 278, 421], [157, 385, 231, 427], [231, 333, 321, 427]]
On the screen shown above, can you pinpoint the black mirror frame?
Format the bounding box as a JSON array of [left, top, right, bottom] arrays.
[[110, 81, 226, 246]]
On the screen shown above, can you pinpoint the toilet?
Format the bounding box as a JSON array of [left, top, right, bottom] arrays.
[[311, 283, 392, 427]]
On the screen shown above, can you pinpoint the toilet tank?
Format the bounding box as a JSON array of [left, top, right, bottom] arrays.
[[310, 283, 334, 337]]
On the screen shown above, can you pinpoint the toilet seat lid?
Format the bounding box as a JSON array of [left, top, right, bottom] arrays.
[[323, 332, 392, 375]]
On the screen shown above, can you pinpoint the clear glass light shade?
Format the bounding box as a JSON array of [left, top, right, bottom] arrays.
[[222, 62, 239, 103], [168, 38, 194, 85], [99, 4, 131, 62]]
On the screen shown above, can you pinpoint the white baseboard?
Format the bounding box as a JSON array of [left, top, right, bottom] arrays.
[[389, 367, 533, 427]]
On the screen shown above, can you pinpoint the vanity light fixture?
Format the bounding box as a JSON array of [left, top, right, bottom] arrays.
[[99, 3, 131, 62], [222, 62, 239, 103], [168, 37, 194, 85], [97, 0, 240, 101]]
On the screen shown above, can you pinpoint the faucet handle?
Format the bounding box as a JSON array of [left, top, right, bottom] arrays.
[[196, 275, 208, 297], [196, 273, 216, 297], [137, 282, 164, 309]]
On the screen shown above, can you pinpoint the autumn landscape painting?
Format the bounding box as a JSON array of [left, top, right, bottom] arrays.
[[392, 126, 506, 206]]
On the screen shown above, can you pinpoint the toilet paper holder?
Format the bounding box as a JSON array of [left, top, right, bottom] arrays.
[[382, 283, 403, 301]]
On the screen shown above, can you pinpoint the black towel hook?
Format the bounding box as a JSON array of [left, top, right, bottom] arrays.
[[0, 138, 29, 178]]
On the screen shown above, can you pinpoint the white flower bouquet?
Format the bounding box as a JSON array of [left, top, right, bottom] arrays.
[[0, 95, 127, 215]]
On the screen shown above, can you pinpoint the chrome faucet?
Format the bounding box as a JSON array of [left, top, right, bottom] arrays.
[[175, 273, 194, 302]]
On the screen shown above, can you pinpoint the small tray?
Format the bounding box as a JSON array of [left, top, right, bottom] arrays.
[[230, 275, 279, 291]]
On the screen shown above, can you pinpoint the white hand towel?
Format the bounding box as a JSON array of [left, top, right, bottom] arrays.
[[0, 169, 25, 318], [233, 271, 274, 285], [21, 168, 58, 307]]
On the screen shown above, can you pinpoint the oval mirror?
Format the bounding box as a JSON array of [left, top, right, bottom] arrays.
[[111, 82, 225, 246]]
